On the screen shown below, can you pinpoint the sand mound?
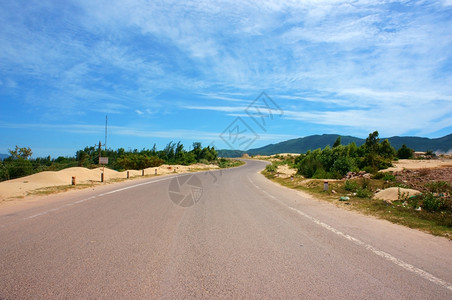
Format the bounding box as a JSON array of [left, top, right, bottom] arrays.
[[374, 187, 421, 202], [276, 165, 297, 178], [0, 163, 220, 201], [383, 159, 452, 172]]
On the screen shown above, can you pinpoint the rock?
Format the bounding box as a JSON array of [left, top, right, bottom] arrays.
[[331, 189, 337, 194], [415, 207, 422, 211]]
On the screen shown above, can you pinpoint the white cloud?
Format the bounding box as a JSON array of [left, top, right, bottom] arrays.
[[1, 0, 451, 147]]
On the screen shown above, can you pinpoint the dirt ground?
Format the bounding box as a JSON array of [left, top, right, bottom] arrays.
[[394, 167, 452, 193]]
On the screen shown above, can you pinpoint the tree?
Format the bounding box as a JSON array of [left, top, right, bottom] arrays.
[[76, 150, 89, 166], [174, 141, 185, 163], [6, 158, 33, 179], [379, 139, 396, 159], [397, 144, 414, 159], [192, 142, 202, 160], [0, 161, 9, 181], [8, 145, 33, 160], [333, 136, 341, 148], [163, 142, 176, 162], [364, 131, 380, 153]]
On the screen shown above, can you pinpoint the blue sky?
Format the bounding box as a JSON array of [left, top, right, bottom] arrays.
[[1, 0, 452, 157]]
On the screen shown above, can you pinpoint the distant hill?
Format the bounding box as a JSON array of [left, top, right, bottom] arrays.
[[0, 154, 9, 161], [218, 133, 452, 157], [387, 134, 452, 152]]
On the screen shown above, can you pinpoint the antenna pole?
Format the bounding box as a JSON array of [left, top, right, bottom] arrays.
[[105, 115, 108, 151]]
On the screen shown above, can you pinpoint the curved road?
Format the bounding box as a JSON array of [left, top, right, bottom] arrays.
[[0, 160, 451, 299]]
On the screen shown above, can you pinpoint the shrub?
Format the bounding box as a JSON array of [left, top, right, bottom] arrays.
[[373, 172, 396, 181], [265, 164, 277, 173], [397, 144, 414, 159], [356, 188, 373, 198], [344, 180, 359, 192], [331, 157, 357, 176], [6, 158, 33, 179], [422, 193, 446, 212], [0, 162, 9, 181], [425, 181, 451, 194], [312, 167, 330, 179], [360, 178, 371, 190]]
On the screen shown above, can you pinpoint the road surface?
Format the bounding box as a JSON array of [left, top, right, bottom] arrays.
[[0, 160, 451, 299]]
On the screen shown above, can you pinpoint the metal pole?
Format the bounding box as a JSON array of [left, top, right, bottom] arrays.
[[98, 141, 101, 163], [105, 115, 108, 151]]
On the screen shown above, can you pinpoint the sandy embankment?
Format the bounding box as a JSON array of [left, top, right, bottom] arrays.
[[0, 163, 218, 201], [383, 159, 452, 172]]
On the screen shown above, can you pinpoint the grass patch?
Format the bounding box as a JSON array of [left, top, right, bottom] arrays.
[[27, 183, 96, 196], [217, 158, 245, 168], [262, 169, 452, 238]]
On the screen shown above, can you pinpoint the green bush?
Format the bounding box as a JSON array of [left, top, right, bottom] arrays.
[[422, 193, 446, 212], [331, 156, 357, 176], [0, 162, 9, 181], [356, 188, 373, 198], [373, 172, 396, 181], [265, 164, 277, 173], [344, 180, 359, 192], [312, 167, 331, 179], [397, 144, 414, 159], [5, 158, 33, 179], [425, 181, 451, 194]]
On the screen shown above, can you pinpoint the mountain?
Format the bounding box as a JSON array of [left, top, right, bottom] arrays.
[[387, 134, 452, 152], [218, 133, 452, 157]]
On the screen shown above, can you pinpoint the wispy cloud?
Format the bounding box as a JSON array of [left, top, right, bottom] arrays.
[[1, 0, 451, 155]]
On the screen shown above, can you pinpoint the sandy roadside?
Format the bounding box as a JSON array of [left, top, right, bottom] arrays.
[[0, 163, 219, 203]]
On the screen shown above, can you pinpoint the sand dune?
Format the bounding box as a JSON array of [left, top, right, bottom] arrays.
[[0, 164, 219, 202]]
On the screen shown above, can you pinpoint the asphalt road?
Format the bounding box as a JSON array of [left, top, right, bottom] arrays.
[[0, 160, 451, 299]]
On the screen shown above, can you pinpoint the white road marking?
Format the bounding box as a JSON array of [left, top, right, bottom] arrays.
[[248, 176, 452, 292], [23, 207, 62, 220], [22, 176, 175, 220]]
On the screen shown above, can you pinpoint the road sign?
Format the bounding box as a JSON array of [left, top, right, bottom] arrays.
[[99, 157, 109, 164]]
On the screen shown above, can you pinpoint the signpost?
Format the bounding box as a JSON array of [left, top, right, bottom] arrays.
[[98, 114, 109, 182]]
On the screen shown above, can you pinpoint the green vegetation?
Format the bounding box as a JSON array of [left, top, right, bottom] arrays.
[[217, 158, 245, 168], [1, 142, 221, 181], [397, 144, 414, 159], [262, 159, 452, 237], [295, 131, 396, 179]]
